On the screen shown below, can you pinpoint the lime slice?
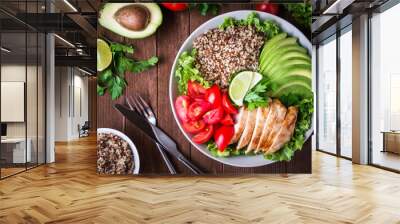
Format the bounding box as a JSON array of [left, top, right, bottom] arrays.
[[249, 72, 263, 89], [97, 39, 112, 72], [229, 71, 254, 106]]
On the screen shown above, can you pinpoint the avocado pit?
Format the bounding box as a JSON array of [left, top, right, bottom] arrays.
[[114, 5, 150, 31]]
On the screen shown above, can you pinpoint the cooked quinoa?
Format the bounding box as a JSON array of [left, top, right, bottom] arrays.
[[97, 133, 134, 174], [193, 25, 265, 88]]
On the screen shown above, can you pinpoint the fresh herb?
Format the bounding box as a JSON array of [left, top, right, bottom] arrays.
[[265, 93, 314, 161], [219, 12, 281, 39], [284, 2, 312, 28], [97, 41, 158, 100], [244, 78, 271, 110], [175, 49, 210, 94], [190, 3, 220, 16]]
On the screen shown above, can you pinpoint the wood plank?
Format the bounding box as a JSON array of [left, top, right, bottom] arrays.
[[97, 28, 124, 131], [156, 9, 192, 174], [123, 34, 166, 174]]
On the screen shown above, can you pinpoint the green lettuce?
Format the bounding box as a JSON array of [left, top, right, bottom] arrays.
[[175, 49, 210, 95], [219, 12, 281, 39]]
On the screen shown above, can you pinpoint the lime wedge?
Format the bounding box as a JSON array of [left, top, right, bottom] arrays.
[[229, 71, 254, 106], [249, 72, 263, 89], [97, 39, 112, 72]]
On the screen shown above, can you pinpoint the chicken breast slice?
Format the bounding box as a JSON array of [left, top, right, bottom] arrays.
[[246, 105, 271, 153], [230, 108, 248, 144], [265, 106, 298, 155], [257, 100, 287, 152], [261, 100, 288, 152], [237, 109, 258, 149], [255, 101, 279, 153]]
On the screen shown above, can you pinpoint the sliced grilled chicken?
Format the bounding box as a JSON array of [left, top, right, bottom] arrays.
[[261, 100, 288, 152], [246, 105, 271, 153], [231, 108, 248, 144], [256, 100, 285, 152], [266, 106, 298, 155], [237, 108, 258, 149]]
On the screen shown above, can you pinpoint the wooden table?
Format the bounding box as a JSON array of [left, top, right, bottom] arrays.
[[97, 3, 312, 174]]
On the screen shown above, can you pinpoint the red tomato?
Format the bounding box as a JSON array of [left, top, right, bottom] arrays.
[[161, 3, 189, 11], [220, 114, 234, 126], [214, 126, 234, 151], [174, 96, 191, 122], [187, 80, 207, 99], [188, 100, 212, 121], [222, 92, 238, 114], [255, 3, 279, 15], [192, 124, 214, 144], [205, 84, 222, 108], [182, 120, 206, 134], [203, 106, 224, 124]]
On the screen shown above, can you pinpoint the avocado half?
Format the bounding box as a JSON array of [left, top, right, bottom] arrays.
[[99, 3, 162, 39]]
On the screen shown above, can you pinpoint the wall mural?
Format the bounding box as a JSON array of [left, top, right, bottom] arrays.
[[96, 2, 313, 175]]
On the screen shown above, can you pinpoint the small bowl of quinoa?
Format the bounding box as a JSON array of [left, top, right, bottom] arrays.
[[97, 128, 140, 175]]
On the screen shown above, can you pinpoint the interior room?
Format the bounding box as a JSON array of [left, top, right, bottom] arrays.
[[0, 1, 399, 223], [313, 0, 400, 172]]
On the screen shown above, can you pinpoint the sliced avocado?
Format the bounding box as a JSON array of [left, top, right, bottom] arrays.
[[267, 58, 311, 77], [259, 33, 287, 61], [259, 37, 298, 65], [261, 51, 310, 75], [271, 75, 312, 89], [269, 64, 312, 82], [260, 46, 308, 74], [99, 3, 162, 39], [272, 81, 313, 98]]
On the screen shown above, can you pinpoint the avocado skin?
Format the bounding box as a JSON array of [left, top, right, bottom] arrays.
[[269, 64, 311, 83], [99, 3, 162, 39]]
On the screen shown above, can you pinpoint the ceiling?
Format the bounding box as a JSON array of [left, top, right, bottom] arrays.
[[0, 0, 98, 73]]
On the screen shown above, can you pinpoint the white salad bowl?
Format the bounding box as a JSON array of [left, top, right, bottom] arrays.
[[169, 10, 312, 167], [97, 128, 140, 174]]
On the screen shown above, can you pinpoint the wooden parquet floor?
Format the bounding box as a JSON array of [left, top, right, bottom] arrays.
[[0, 135, 399, 224]]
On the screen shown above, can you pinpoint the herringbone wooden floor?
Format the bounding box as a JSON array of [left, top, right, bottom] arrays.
[[0, 135, 399, 224]]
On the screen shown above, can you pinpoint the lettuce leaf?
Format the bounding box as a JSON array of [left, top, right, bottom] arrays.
[[219, 12, 281, 39], [175, 49, 210, 95]]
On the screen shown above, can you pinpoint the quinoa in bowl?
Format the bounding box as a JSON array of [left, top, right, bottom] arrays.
[[193, 25, 264, 88], [97, 132, 136, 174]]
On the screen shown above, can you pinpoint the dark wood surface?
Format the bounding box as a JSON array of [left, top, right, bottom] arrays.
[[97, 3, 312, 174]]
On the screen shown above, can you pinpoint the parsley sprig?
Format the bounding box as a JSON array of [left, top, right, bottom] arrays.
[[97, 41, 158, 100]]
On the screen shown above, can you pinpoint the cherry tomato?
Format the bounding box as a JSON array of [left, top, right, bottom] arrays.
[[214, 125, 234, 151], [182, 120, 206, 134], [188, 100, 212, 121], [255, 3, 279, 15], [161, 3, 189, 11], [205, 84, 222, 108], [187, 80, 207, 99], [220, 114, 234, 126], [174, 95, 191, 122], [203, 106, 224, 124], [192, 124, 214, 144], [221, 92, 238, 114]]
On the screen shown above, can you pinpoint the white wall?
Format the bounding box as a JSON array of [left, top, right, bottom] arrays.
[[54, 67, 89, 141]]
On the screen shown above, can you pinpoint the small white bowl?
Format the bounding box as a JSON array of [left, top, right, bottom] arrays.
[[97, 128, 140, 174]]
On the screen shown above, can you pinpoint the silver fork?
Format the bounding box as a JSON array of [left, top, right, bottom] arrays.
[[127, 95, 177, 174]]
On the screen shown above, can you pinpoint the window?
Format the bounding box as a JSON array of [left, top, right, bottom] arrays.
[[370, 2, 400, 171], [339, 28, 352, 158], [317, 36, 337, 154]]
